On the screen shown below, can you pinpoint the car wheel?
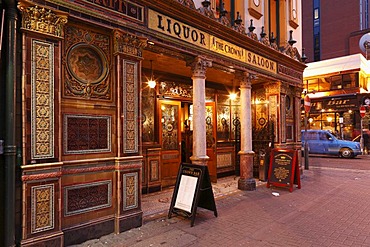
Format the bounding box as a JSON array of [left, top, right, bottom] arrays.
[[340, 148, 353, 158]]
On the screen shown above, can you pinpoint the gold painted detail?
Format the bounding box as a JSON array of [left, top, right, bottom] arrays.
[[123, 61, 139, 153], [123, 172, 138, 210], [273, 167, 289, 182], [31, 184, 54, 234], [114, 30, 147, 58], [18, 1, 68, 38], [31, 40, 54, 159]]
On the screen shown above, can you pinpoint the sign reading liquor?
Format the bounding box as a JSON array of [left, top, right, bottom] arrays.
[[148, 9, 277, 74], [148, 9, 210, 50]]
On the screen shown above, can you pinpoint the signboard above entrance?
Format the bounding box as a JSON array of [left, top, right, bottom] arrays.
[[148, 9, 277, 74]]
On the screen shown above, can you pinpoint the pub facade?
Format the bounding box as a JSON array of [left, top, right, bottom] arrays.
[[0, 0, 306, 245]]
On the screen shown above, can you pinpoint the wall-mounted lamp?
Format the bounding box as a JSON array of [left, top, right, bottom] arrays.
[[229, 92, 237, 101], [147, 60, 156, 88]]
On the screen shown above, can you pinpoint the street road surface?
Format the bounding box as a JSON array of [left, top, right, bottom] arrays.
[[71, 155, 370, 247]]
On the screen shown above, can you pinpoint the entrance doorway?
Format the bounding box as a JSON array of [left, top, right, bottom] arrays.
[[159, 100, 181, 187]]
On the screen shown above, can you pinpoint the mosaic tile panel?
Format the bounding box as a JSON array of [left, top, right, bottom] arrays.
[[122, 61, 139, 153], [31, 40, 54, 159], [217, 153, 233, 168], [31, 184, 54, 234], [64, 180, 112, 216], [63, 114, 111, 154], [122, 172, 138, 211], [150, 160, 159, 182]]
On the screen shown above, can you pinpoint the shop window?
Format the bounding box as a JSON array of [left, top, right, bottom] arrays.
[[342, 73, 357, 88], [330, 75, 342, 90], [318, 77, 330, 91], [306, 78, 318, 92]]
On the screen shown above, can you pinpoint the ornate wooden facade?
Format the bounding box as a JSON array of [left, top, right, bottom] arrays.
[[0, 0, 306, 245]]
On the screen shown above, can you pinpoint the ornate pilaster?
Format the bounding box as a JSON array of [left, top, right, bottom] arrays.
[[187, 56, 212, 165], [113, 30, 147, 58], [18, 1, 68, 39], [235, 71, 256, 191]]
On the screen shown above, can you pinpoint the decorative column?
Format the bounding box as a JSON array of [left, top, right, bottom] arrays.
[[187, 56, 212, 165], [236, 71, 256, 190]]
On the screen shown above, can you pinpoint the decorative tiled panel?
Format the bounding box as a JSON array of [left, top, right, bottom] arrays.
[[31, 40, 55, 159], [64, 26, 111, 100], [217, 153, 233, 168], [64, 180, 112, 216], [150, 160, 159, 182], [122, 61, 139, 153], [63, 114, 111, 154], [31, 184, 54, 234], [122, 172, 138, 210]]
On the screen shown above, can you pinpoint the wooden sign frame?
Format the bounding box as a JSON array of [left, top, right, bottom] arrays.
[[267, 148, 301, 192], [168, 163, 217, 226]]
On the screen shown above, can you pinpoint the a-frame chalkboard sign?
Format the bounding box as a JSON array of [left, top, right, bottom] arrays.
[[266, 148, 301, 192], [168, 163, 217, 227]]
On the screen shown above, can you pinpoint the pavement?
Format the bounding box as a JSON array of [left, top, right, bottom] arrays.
[[70, 157, 370, 247]]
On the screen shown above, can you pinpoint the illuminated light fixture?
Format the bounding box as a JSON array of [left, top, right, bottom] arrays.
[[147, 60, 156, 88], [308, 118, 313, 123], [229, 92, 237, 101], [327, 116, 333, 122], [147, 40, 155, 45]]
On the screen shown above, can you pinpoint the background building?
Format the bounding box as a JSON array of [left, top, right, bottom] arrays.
[[302, 0, 370, 61], [302, 0, 370, 145]]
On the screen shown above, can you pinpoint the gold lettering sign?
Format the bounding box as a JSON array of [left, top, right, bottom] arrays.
[[210, 36, 245, 61], [148, 9, 210, 49], [246, 51, 277, 74], [148, 9, 277, 74]]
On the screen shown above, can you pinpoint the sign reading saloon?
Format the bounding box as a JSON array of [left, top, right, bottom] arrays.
[[148, 9, 277, 74]]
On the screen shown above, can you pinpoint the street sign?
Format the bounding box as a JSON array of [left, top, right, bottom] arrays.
[[304, 95, 311, 113], [360, 105, 366, 118]]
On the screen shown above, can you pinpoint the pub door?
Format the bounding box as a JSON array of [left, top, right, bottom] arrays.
[[159, 100, 182, 187]]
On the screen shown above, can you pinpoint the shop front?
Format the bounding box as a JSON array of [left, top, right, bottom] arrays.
[[303, 54, 370, 141], [2, 0, 305, 245]]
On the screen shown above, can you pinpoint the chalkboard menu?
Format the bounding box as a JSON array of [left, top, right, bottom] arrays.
[[267, 149, 301, 192], [168, 163, 217, 226]]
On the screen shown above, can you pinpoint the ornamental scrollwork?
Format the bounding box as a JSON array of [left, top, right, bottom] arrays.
[[18, 1, 68, 38], [113, 30, 147, 58]]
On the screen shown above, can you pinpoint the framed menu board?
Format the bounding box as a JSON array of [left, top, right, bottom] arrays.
[[168, 163, 217, 226], [267, 149, 301, 192]]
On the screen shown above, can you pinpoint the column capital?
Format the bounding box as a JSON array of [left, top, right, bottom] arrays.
[[235, 71, 256, 89], [187, 56, 212, 78]]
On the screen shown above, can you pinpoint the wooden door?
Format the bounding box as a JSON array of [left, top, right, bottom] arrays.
[[206, 102, 217, 183], [159, 100, 181, 187]]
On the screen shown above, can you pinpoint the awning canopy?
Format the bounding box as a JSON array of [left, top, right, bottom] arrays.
[[303, 54, 370, 78]]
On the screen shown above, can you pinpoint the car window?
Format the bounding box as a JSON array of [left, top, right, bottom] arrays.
[[319, 132, 328, 140], [302, 132, 317, 140]]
